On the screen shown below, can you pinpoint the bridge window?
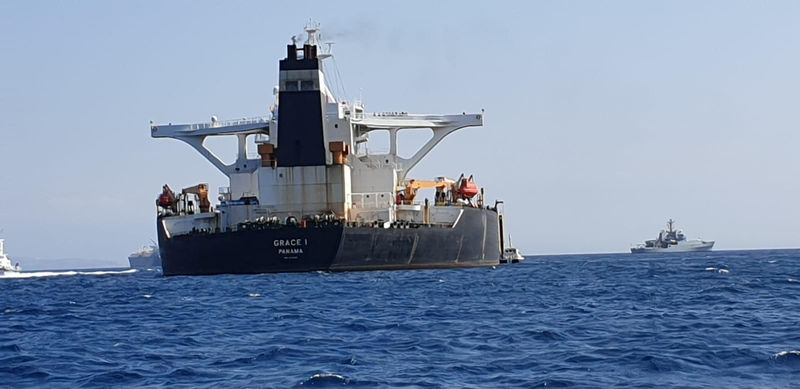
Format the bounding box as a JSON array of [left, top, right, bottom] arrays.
[[284, 81, 299, 91]]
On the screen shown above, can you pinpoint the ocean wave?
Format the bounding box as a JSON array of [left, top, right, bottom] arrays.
[[639, 355, 681, 372], [297, 373, 350, 386], [79, 370, 146, 387], [340, 356, 358, 366], [522, 328, 567, 341], [774, 350, 800, 361], [3, 249, 800, 387], [0, 344, 22, 353]]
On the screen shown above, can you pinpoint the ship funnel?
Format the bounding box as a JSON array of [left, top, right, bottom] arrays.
[[277, 24, 328, 167], [303, 44, 317, 60]]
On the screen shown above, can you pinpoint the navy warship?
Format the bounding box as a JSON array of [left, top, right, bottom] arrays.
[[631, 219, 714, 253], [151, 23, 504, 276]]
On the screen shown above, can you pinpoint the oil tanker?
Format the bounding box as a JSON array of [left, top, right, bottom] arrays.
[[151, 23, 505, 276]]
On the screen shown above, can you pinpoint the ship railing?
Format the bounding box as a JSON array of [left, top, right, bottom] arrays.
[[351, 192, 394, 209], [352, 112, 469, 122], [373, 112, 410, 117], [179, 116, 270, 131]]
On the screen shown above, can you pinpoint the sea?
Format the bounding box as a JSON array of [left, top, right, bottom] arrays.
[[1, 249, 799, 388]]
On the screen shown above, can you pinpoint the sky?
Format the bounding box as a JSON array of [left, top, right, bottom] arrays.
[[1, 1, 800, 268]]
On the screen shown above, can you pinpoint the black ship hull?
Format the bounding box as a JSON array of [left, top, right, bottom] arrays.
[[157, 207, 501, 276]]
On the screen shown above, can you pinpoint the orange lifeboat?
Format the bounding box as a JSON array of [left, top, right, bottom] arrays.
[[157, 184, 176, 208], [458, 176, 479, 199]]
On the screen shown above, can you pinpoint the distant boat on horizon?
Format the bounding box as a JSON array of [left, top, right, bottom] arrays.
[[631, 219, 714, 253], [128, 244, 161, 270], [501, 235, 525, 263], [0, 239, 21, 275]]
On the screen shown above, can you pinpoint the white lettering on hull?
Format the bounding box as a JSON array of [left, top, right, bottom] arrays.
[[278, 248, 304, 255], [273, 239, 309, 247], [274, 238, 308, 259]]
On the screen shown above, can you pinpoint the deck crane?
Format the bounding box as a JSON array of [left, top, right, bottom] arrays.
[[401, 178, 454, 205]]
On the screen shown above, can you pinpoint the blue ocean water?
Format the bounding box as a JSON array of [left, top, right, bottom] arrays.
[[2, 250, 800, 388]]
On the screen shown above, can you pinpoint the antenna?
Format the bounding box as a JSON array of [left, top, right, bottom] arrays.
[[304, 19, 321, 46]]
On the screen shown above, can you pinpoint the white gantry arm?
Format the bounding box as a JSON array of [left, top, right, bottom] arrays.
[[150, 117, 270, 176], [353, 112, 483, 182]]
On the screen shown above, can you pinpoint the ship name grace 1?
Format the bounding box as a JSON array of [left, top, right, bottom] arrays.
[[274, 238, 308, 255]]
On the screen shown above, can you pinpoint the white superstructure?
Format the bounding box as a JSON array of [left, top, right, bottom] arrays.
[[0, 239, 21, 274]]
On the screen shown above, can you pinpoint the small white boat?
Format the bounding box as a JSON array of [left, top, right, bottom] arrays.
[[501, 236, 525, 263], [0, 239, 21, 275]]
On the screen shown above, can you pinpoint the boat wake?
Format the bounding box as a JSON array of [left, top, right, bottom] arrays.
[[0, 269, 137, 279]]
